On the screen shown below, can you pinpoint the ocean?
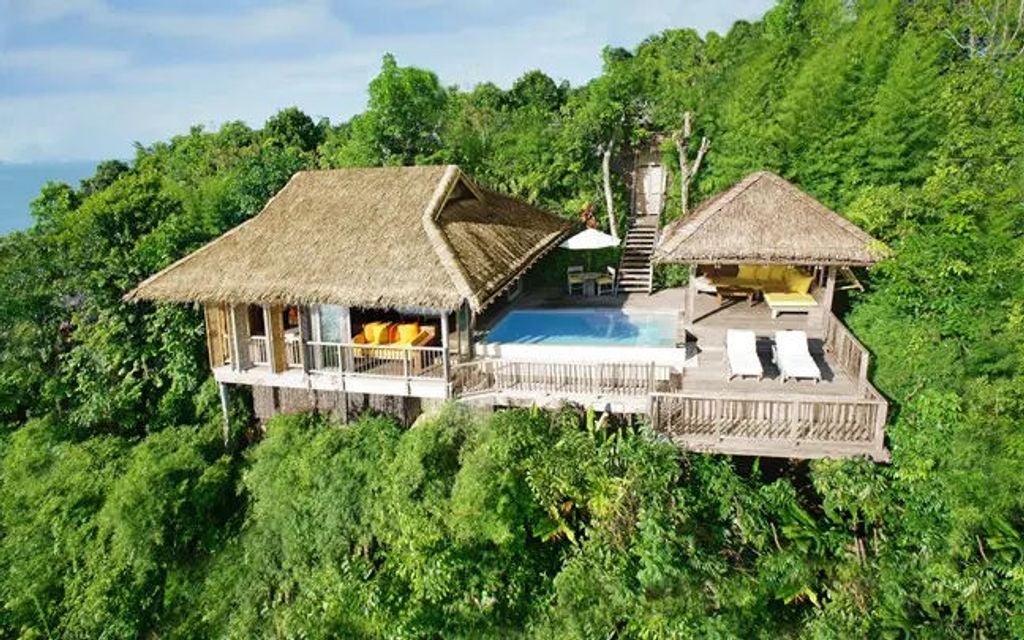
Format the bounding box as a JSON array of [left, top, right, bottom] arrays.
[[0, 161, 100, 235]]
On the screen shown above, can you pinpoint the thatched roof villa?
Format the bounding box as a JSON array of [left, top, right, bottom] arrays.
[[656, 171, 884, 266], [128, 164, 570, 312], [128, 164, 889, 462]]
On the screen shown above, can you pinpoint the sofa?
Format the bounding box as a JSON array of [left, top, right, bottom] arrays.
[[353, 321, 438, 371], [709, 265, 815, 295]]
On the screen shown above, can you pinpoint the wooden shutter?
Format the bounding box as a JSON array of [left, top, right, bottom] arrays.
[[203, 303, 229, 368]]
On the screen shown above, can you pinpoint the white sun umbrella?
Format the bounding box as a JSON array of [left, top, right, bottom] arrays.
[[559, 228, 620, 251], [559, 228, 621, 271]]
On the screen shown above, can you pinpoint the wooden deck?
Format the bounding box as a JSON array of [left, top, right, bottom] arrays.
[[465, 287, 888, 461]]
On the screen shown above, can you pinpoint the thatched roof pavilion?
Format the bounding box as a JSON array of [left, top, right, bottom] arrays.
[[127, 165, 570, 312], [654, 171, 885, 266]]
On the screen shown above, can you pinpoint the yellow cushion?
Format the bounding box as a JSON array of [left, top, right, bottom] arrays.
[[363, 322, 391, 344], [786, 271, 814, 295], [764, 292, 817, 307], [397, 323, 420, 344], [737, 265, 758, 280], [767, 265, 787, 282]]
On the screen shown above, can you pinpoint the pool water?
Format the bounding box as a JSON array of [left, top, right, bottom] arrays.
[[484, 309, 677, 347]]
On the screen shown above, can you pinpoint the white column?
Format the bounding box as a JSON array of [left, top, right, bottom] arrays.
[[218, 382, 230, 446]]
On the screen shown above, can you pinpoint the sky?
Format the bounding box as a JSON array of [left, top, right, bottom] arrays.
[[0, 0, 774, 163]]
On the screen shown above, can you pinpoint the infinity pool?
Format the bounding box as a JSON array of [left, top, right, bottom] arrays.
[[484, 309, 677, 347]]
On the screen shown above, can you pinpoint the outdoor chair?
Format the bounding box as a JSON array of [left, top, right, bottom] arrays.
[[725, 329, 763, 380], [773, 330, 822, 383], [566, 265, 585, 295], [596, 266, 617, 296]]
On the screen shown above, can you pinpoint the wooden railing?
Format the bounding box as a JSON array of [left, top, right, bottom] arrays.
[[823, 313, 870, 386], [451, 359, 675, 397], [305, 341, 445, 379], [649, 391, 888, 460], [285, 338, 303, 369], [248, 336, 269, 366]]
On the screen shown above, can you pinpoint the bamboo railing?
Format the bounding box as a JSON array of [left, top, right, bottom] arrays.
[[823, 312, 870, 389], [304, 341, 445, 379], [451, 359, 674, 397], [649, 391, 888, 459]]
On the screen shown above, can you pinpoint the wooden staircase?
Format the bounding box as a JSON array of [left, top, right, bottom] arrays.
[[617, 216, 659, 293], [617, 146, 666, 294]]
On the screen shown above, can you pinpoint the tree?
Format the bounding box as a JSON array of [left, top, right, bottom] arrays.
[[264, 106, 324, 152], [674, 111, 709, 215]]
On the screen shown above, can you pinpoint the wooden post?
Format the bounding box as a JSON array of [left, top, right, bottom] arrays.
[[228, 304, 251, 372], [823, 266, 837, 316], [218, 382, 230, 446], [686, 263, 698, 327], [858, 352, 870, 395], [440, 311, 451, 395], [455, 304, 463, 360], [298, 305, 312, 374], [789, 400, 802, 444], [265, 304, 287, 374]]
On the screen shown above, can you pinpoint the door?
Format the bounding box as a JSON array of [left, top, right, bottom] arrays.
[[312, 305, 349, 370], [636, 165, 665, 216]]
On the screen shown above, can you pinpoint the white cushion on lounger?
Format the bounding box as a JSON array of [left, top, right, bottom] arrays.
[[774, 330, 821, 382], [726, 329, 762, 379]]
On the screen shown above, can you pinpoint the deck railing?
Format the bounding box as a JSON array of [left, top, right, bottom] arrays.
[[248, 336, 269, 366], [649, 391, 888, 460], [305, 341, 445, 379], [285, 339, 303, 369], [823, 312, 870, 386], [452, 359, 675, 396]]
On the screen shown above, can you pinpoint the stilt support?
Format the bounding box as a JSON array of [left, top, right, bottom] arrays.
[[218, 382, 231, 446]]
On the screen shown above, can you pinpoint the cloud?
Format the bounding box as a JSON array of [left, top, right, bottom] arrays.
[[12, 0, 105, 23], [0, 46, 130, 77], [11, 0, 351, 47], [0, 0, 775, 162]]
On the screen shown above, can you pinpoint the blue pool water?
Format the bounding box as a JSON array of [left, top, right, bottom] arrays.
[[485, 309, 677, 347]]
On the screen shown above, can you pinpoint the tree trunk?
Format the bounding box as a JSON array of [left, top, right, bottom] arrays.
[[675, 111, 710, 216], [602, 142, 618, 239]]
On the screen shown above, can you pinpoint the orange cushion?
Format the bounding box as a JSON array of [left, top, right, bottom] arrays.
[[397, 322, 420, 343]]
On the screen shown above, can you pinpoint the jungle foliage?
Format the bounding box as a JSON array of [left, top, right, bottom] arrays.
[[2, 0, 1023, 637]]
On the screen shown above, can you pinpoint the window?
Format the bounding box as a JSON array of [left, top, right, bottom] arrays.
[[313, 305, 347, 343], [247, 305, 266, 336]]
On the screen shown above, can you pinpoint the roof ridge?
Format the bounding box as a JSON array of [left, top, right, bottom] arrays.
[[420, 165, 481, 309], [657, 172, 765, 257]]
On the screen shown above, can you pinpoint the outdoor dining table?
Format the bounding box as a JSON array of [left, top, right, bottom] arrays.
[[578, 272, 603, 297]]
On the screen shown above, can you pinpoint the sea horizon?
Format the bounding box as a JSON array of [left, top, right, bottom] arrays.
[[0, 160, 101, 235]]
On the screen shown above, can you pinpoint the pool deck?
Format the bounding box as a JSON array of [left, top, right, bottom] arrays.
[[461, 286, 888, 463]]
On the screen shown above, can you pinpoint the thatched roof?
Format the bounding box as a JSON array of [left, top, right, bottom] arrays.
[[126, 165, 570, 311], [655, 171, 886, 266]]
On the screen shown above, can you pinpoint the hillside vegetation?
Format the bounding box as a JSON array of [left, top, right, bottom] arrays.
[[1, 0, 1023, 636]]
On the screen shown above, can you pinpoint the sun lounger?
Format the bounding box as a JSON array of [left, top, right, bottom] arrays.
[[773, 330, 821, 383], [725, 329, 763, 380]]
